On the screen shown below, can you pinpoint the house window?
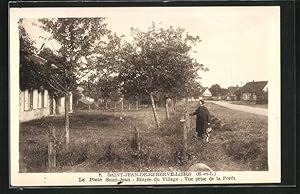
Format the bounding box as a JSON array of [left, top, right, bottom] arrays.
[[38, 91, 41, 109], [24, 90, 29, 111], [29, 90, 33, 110], [41, 91, 44, 108], [44, 90, 48, 108]]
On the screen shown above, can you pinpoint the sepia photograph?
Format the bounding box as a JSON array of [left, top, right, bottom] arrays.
[[10, 6, 281, 186]]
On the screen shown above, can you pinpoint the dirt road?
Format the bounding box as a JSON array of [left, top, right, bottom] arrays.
[[209, 101, 268, 116]]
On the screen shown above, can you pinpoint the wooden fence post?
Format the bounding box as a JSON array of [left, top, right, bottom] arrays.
[[171, 99, 175, 114], [184, 98, 191, 132], [121, 99, 124, 111], [165, 98, 170, 120], [134, 126, 141, 152], [136, 100, 139, 110], [48, 126, 56, 171], [180, 118, 188, 163]]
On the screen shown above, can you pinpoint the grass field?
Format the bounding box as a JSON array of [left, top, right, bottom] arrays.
[[19, 102, 268, 172]]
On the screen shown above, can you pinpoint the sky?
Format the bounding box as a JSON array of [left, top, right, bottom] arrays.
[[21, 6, 279, 88]]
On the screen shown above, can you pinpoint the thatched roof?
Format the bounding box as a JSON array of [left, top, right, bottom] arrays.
[[236, 81, 268, 94], [24, 54, 47, 65], [199, 87, 207, 95], [228, 86, 240, 94], [220, 88, 229, 95]]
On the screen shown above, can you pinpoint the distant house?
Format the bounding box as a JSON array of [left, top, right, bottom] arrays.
[[19, 55, 73, 122], [227, 86, 240, 101], [187, 87, 212, 101], [236, 81, 268, 103], [79, 97, 94, 104], [200, 87, 212, 100], [218, 88, 229, 100]]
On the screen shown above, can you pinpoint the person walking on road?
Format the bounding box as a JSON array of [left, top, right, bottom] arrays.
[[189, 100, 211, 140]]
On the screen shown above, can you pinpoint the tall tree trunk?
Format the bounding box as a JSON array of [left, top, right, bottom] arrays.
[[171, 99, 175, 114], [136, 100, 139, 110], [55, 97, 59, 115], [65, 92, 70, 151], [128, 102, 131, 110], [150, 92, 160, 130], [105, 101, 108, 109], [174, 97, 177, 111], [49, 97, 53, 115], [121, 98, 124, 111], [180, 118, 188, 163], [165, 98, 170, 120]]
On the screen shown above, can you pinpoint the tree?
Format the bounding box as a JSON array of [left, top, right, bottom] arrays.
[[80, 76, 120, 109], [209, 84, 221, 96], [118, 23, 207, 129], [19, 20, 67, 106], [220, 88, 229, 96], [79, 32, 124, 110], [19, 19, 41, 90], [39, 18, 110, 150]]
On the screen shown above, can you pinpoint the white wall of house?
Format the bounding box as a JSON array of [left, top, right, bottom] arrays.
[[19, 89, 73, 122], [57, 97, 65, 114], [242, 93, 257, 101], [19, 89, 50, 122]]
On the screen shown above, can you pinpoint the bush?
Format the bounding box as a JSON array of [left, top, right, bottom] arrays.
[[19, 138, 48, 172], [223, 139, 265, 162], [94, 132, 184, 168], [56, 143, 89, 167]]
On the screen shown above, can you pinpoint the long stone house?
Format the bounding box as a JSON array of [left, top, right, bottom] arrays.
[[19, 89, 73, 122], [19, 55, 73, 122]]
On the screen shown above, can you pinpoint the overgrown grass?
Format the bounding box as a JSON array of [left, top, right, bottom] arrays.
[[19, 102, 268, 172], [186, 102, 268, 171]]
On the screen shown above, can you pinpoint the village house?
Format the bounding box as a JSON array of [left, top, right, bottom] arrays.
[[19, 55, 73, 122], [235, 81, 268, 103], [218, 88, 229, 100], [226, 86, 240, 101], [201, 87, 213, 99], [19, 89, 73, 122], [187, 87, 212, 101]]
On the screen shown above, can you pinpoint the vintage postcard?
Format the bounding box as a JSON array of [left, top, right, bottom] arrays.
[[9, 6, 280, 187]]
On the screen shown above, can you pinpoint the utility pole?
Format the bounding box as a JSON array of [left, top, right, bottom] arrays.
[[230, 64, 233, 86], [240, 82, 243, 101]]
